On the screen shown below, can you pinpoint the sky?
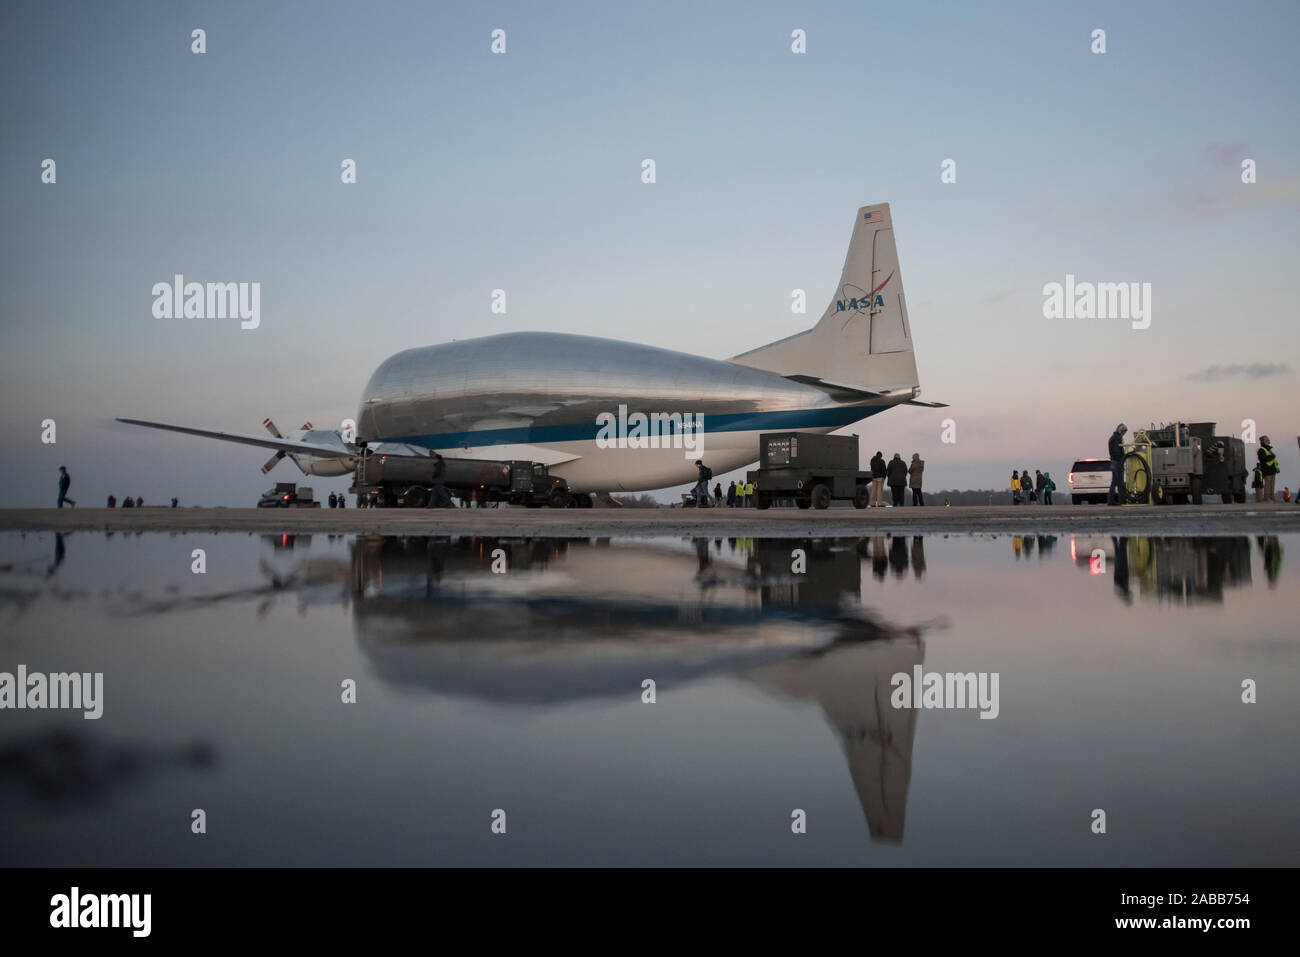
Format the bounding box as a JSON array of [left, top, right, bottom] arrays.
[[1, 0, 1297, 506]]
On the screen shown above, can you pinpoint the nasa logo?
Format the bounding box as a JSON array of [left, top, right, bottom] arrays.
[[835, 271, 894, 312]]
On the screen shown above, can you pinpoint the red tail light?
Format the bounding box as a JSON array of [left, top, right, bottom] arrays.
[[1067, 471, 1074, 484]]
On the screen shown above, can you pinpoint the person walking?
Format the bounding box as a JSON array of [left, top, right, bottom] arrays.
[[870, 451, 887, 507], [1252, 462, 1265, 502], [727, 481, 737, 507], [1042, 471, 1056, 505], [1258, 436, 1280, 502], [1011, 470, 1021, 505], [908, 453, 925, 506], [692, 460, 712, 506], [1107, 423, 1127, 505], [56, 467, 76, 509], [887, 453, 908, 507]]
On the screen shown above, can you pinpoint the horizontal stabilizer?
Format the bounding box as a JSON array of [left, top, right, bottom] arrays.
[[117, 418, 357, 458], [902, 399, 949, 408], [784, 374, 923, 406]]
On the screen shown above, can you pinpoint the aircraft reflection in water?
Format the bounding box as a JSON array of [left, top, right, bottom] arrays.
[[1069, 535, 1265, 603], [352, 535, 927, 843]]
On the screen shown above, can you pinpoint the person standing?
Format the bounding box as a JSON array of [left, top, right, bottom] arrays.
[[908, 453, 925, 506], [726, 481, 737, 507], [1107, 423, 1127, 505], [1025, 467, 1036, 503], [1034, 469, 1045, 504], [713, 483, 723, 506], [56, 467, 76, 509], [1011, 470, 1021, 505], [870, 451, 887, 507], [887, 453, 908, 507], [1251, 462, 1265, 502], [1042, 471, 1056, 505], [1258, 436, 1279, 502]]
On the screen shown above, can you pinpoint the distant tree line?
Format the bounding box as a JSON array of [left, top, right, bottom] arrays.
[[932, 489, 1025, 506]]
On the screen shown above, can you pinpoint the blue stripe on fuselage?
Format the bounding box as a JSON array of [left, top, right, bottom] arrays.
[[384, 404, 888, 450]]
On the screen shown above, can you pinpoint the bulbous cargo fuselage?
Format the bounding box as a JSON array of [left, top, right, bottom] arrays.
[[357, 332, 887, 492]]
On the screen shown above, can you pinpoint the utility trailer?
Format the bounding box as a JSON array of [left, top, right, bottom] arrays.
[[352, 448, 582, 508], [1125, 422, 1247, 505], [746, 432, 871, 510]]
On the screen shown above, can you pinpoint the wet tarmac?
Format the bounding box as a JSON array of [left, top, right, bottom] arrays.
[[2, 504, 1298, 538]]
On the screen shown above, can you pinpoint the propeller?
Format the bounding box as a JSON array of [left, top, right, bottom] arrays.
[[260, 418, 287, 473], [259, 419, 320, 473]]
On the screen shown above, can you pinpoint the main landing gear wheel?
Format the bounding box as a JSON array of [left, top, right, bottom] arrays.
[[853, 485, 870, 509], [811, 483, 831, 510]]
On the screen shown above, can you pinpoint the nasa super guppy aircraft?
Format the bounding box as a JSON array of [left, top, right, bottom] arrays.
[[120, 203, 943, 494]]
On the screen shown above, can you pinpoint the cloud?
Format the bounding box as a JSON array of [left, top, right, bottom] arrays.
[[1185, 362, 1290, 382], [1207, 142, 1249, 166]]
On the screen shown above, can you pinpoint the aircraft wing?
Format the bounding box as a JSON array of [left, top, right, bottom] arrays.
[[116, 418, 357, 458]]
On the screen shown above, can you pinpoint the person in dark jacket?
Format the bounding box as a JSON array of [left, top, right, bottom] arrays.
[[1034, 469, 1045, 504], [1107, 424, 1127, 505], [908, 453, 925, 506], [1025, 467, 1037, 503], [870, 451, 887, 507], [726, 480, 737, 507], [713, 483, 722, 506], [56, 467, 76, 509], [886, 453, 908, 507], [692, 459, 712, 506]]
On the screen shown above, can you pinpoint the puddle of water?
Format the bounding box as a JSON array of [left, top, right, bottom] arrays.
[[0, 531, 1295, 865]]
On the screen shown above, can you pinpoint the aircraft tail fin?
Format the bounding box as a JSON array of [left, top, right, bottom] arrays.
[[731, 203, 922, 398]]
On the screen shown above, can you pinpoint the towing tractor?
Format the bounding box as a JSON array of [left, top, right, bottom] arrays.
[[352, 447, 583, 508], [746, 431, 872, 509], [1119, 422, 1246, 505]]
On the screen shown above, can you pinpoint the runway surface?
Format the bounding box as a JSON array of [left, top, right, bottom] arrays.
[[4, 504, 1297, 537]]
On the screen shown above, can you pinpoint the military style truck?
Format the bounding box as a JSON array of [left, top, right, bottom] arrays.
[[747, 431, 871, 509], [352, 448, 581, 508]]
